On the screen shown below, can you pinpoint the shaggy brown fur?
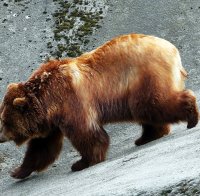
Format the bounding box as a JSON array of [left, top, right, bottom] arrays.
[[0, 33, 198, 179]]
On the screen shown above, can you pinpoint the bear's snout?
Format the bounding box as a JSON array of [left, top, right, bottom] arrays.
[[0, 122, 8, 143], [0, 132, 8, 143]]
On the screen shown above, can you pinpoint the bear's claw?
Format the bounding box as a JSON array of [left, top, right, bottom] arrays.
[[10, 167, 33, 179], [182, 90, 199, 129], [71, 159, 89, 171]]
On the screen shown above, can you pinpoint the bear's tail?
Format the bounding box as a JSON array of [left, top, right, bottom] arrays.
[[180, 67, 188, 78]]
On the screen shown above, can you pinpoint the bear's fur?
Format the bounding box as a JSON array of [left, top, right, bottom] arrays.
[[0, 34, 199, 179]]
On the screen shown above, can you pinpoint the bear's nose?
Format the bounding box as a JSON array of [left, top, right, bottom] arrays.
[[0, 132, 8, 143], [0, 121, 8, 143], [0, 120, 2, 132]]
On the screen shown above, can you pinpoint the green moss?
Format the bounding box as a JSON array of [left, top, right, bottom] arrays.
[[84, 1, 89, 5], [47, 42, 53, 49], [74, 0, 83, 5], [63, 36, 70, 44], [57, 44, 66, 52], [53, 11, 66, 18], [160, 189, 172, 195], [60, 20, 74, 30], [192, 189, 200, 194], [50, 0, 105, 58], [70, 9, 79, 17]]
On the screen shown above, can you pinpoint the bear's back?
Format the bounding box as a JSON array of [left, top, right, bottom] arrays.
[[71, 34, 186, 95]]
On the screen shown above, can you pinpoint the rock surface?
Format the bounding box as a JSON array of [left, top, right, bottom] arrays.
[[0, 0, 200, 195]]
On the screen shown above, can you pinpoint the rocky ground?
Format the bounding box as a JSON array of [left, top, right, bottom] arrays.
[[0, 0, 200, 195]]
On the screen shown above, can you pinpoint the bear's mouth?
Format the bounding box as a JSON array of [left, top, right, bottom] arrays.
[[0, 131, 8, 143], [0, 119, 8, 143]]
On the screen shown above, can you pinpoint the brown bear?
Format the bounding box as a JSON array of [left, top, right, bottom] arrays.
[[0, 34, 199, 179]]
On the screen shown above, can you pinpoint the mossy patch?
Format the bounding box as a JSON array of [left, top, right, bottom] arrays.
[[2, 0, 107, 59], [49, 0, 107, 58]]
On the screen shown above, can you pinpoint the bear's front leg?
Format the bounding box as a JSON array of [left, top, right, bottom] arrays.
[[69, 127, 110, 171], [11, 130, 63, 179]]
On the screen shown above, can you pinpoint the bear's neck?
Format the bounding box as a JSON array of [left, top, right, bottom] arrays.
[[24, 69, 76, 126]]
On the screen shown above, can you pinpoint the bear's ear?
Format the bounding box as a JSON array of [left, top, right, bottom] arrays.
[[13, 97, 27, 108], [7, 83, 19, 91]]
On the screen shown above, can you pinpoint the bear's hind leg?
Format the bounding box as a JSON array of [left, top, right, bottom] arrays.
[[135, 124, 170, 146], [173, 90, 199, 128], [11, 130, 64, 179], [161, 90, 199, 128], [70, 127, 109, 171]]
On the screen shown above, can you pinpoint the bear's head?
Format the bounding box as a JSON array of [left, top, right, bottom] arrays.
[[0, 83, 45, 145]]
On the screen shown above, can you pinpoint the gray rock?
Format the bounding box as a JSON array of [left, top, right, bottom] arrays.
[[0, 0, 200, 195]]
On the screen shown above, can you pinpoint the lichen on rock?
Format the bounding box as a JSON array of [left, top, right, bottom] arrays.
[[50, 0, 108, 58]]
